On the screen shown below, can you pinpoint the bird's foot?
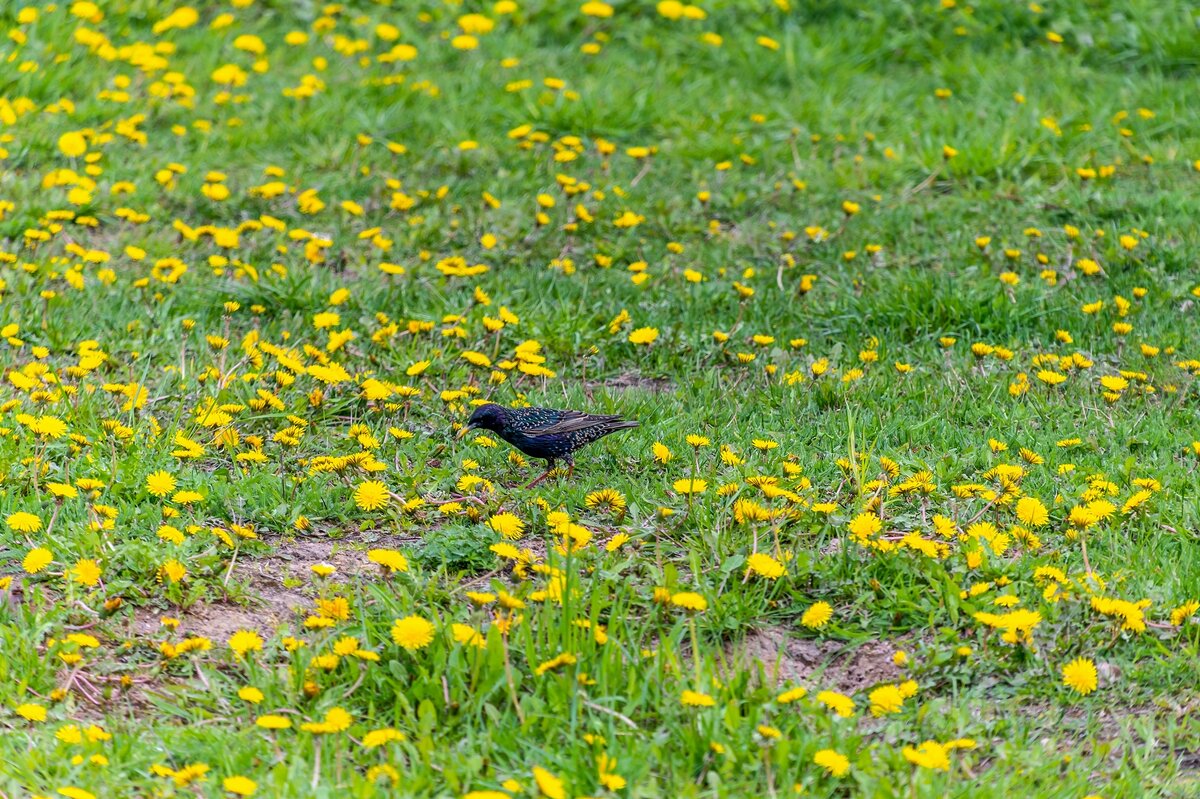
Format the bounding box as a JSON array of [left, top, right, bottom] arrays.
[[524, 469, 553, 489], [524, 462, 573, 489]]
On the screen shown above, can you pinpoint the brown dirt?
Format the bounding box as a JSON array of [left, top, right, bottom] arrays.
[[129, 599, 289, 640], [726, 626, 903, 693], [239, 536, 369, 610], [126, 534, 420, 641], [238, 532, 415, 608], [587, 371, 676, 394], [1013, 699, 1181, 740]]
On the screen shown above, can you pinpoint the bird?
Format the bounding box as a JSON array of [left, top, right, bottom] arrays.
[[459, 403, 638, 488]]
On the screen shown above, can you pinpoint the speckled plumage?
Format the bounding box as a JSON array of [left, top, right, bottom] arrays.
[[463, 403, 638, 487]]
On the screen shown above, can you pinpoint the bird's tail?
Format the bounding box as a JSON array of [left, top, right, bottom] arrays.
[[609, 419, 639, 430]]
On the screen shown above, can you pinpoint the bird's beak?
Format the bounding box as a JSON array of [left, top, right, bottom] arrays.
[[456, 423, 475, 439]]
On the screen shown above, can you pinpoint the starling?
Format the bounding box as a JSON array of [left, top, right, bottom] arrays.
[[460, 403, 638, 488]]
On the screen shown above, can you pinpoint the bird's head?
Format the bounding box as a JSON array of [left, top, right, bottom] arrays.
[[459, 403, 506, 437]]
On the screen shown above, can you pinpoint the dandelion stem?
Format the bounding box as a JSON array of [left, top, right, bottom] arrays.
[[581, 698, 638, 729], [45, 502, 61, 538], [311, 738, 321, 792], [689, 616, 701, 686], [32, 441, 45, 494], [501, 635, 525, 725], [223, 544, 239, 587], [1080, 531, 1093, 579]]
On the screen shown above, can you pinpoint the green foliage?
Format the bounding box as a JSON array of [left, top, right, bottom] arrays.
[[0, 1, 1199, 798]]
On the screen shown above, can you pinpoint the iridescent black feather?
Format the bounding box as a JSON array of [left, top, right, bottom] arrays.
[[464, 404, 638, 465]]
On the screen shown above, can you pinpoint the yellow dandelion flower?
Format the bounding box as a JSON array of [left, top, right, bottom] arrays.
[[680, 689, 716, 707], [362, 727, 406, 748], [255, 715, 292, 730], [145, 471, 176, 497], [585, 488, 627, 514], [745, 553, 786, 580], [7, 512, 43, 534], [228, 629, 264, 658], [353, 480, 390, 511], [1015, 496, 1049, 526], [628, 326, 659, 345], [222, 776, 257, 796], [776, 686, 807, 703], [391, 615, 435, 651], [813, 749, 850, 777], [1062, 657, 1099, 695], [902, 740, 951, 771], [816, 690, 854, 717], [367, 549, 409, 573], [670, 591, 707, 612], [22, 547, 53, 574], [847, 513, 881, 539], [801, 602, 833, 629], [868, 684, 904, 716], [488, 512, 525, 539], [532, 766, 565, 799], [69, 559, 102, 587]]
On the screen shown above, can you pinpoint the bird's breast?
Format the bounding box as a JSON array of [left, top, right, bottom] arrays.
[[500, 430, 564, 459]]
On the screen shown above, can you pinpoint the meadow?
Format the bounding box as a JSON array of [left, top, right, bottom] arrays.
[[1, 0, 1200, 796]]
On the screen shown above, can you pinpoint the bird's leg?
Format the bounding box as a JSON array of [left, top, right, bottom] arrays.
[[565, 460, 574, 480], [525, 462, 554, 489]]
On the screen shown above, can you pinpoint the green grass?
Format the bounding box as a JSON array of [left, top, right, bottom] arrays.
[[1, 0, 1200, 797]]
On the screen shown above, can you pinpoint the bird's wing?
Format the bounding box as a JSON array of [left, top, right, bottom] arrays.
[[522, 410, 622, 436]]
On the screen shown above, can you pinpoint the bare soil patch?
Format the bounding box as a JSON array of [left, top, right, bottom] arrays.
[[586, 371, 676, 394], [236, 531, 417, 612], [727, 626, 902, 693], [125, 532, 426, 642], [129, 599, 289, 640]]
